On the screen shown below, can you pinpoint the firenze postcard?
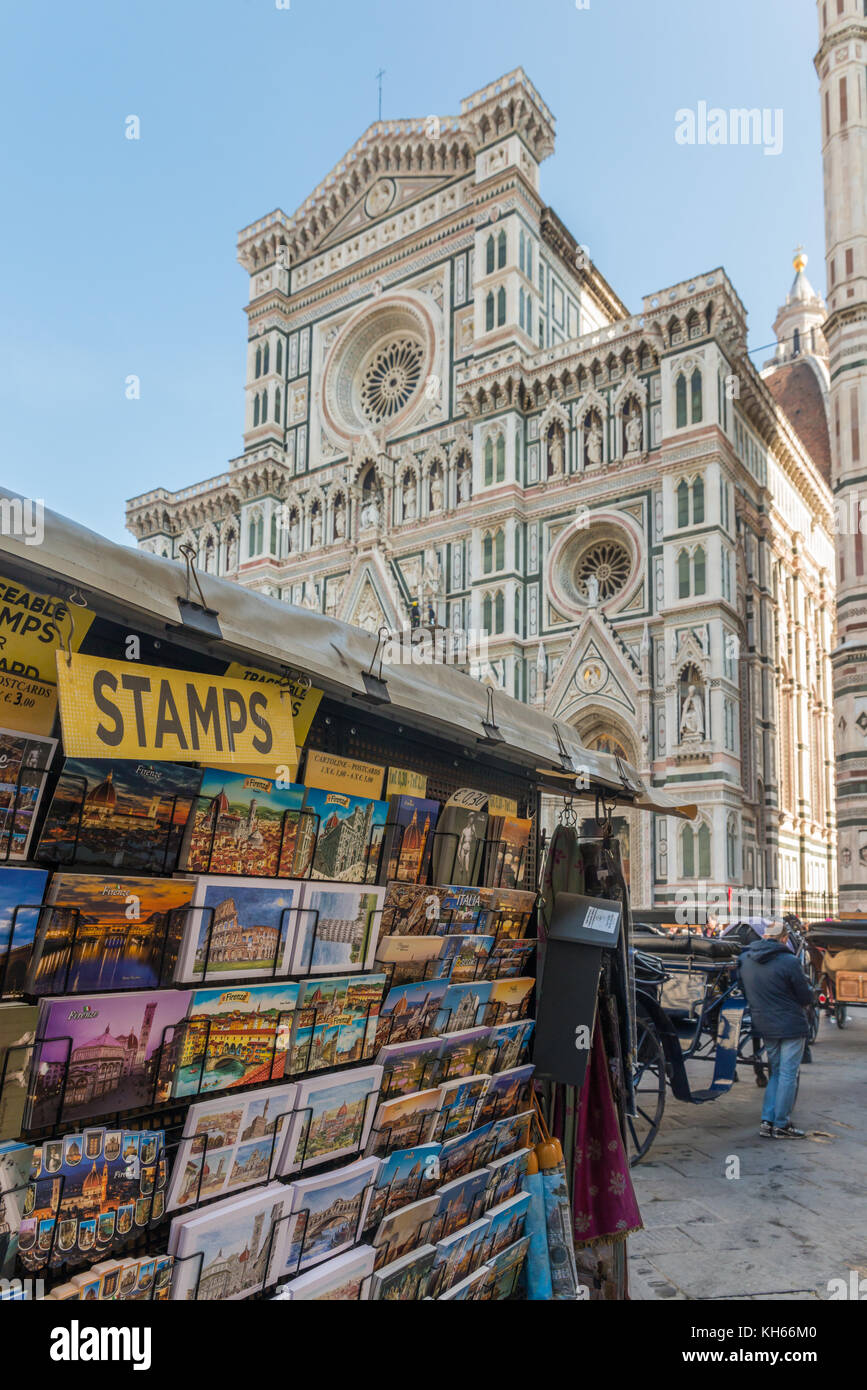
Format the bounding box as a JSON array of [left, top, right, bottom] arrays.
[[278, 1065, 381, 1173], [0, 727, 57, 861], [291, 882, 384, 975], [36, 758, 202, 874], [283, 1156, 378, 1274], [166, 1083, 297, 1210], [26, 874, 196, 995], [175, 875, 300, 983], [0, 866, 49, 996], [168, 1184, 289, 1300], [381, 795, 440, 883], [182, 769, 305, 878], [294, 788, 388, 884], [173, 983, 299, 1099]]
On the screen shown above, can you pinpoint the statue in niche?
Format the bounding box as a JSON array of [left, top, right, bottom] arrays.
[[547, 426, 565, 476], [458, 466, 472, 503], [310, 510, 323, 548], [225, 533, 238, 571], [680, 684, 705, 742], [361, 488, 381, 530], [288, 512, 300, 553], [403, 477, 417, 522], [333, 498, 346, 540], [625, 410, 642, 454], [429, 469, 444, 512], [585, 417, 603, 466], [585, 574, 600, 607]]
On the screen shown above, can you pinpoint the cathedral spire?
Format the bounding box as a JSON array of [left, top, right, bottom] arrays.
[[765, 248, 827, 369]]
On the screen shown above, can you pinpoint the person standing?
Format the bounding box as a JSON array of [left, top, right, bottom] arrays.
[[736, 919, 814, 1139]]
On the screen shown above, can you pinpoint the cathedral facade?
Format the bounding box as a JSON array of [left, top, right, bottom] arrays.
[[126, 68, 838, 912]]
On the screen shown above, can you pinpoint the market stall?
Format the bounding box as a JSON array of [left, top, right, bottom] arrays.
[[0, 492, 693, 1302]]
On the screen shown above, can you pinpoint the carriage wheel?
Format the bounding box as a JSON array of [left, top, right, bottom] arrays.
[[835, 1003, 849, 1030], [627, 1008, 666, 1166]]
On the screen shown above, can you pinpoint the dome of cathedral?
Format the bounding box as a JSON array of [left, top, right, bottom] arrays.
[[86, 769, 117, 808]]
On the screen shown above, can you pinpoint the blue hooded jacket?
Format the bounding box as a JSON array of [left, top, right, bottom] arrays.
[[736, 938, 813, 1039]]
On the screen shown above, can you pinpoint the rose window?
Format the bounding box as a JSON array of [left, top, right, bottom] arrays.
[[574, 540, 631, 601], [359, 337, 425, 424]]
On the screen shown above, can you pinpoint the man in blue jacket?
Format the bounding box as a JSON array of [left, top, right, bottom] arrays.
[[736, 919, 814, 1139]]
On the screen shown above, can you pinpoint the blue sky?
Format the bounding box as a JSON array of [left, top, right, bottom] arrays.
[[0, 0, 823, 546]]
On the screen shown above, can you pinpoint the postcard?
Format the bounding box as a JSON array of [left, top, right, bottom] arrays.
[[275, 1244, 375, 1301], [429, 1215, 488, 1294], [380, 883, 451, 936], [173, 983, 299, 1099], [0, 728, 57, 861], [366, 1087, 442, 1158], [479, 1234, 530, 1300], [291, 882, 384, 975], [374, 978, 448, 1050], [26, 874, 196, 996], [430, 1166, 490, 1242], [485, 1148, 532, 1211], [483, 938, 535, 981], [437, 1122, 493, 1183], [0, 1140, 34, 1276], [434, 980, 492, 1034], [485, 976, 534, 1025], [28, 990, 193, 1129], [437, 933, 495, 982], [278, 1066, 381, 1173], [483, 887, 537, 940], [484, 816, 532, 889], [430, 1074, 490, 1143], [168, 1184, 290, 1300], [438, 1265, 489, 1300], [166, 1084, 297, 1210], [294, 787, 388, 884], [437, 1027, 492, 1082], [476, 1065, 535, 1126], [283, 1156, 378, 1274], [363, 1142, 441, 1235], [175, 875, 301, 983], [481, 1191, 531, 1261], [368, 1243, 436, 1301], [487, 1110, 535, 1161], [432, 790, 489, 887], [437, 886, 488, 935], [371, 1195, 439, 1269], [373, 933, 446, 985], [181, 769, 305, 879], [0, 1001, 39, 1139], [290, 973, 385, 1073], [36, 758, 202, 874], [487, 1020, 535, 1073], [381, 795, 440, 883], [0, 867, 49, 996], [376, 1036, 443, 1099]]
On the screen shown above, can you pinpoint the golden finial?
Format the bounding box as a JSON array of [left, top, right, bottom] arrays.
[[793, 245, 807, 273]]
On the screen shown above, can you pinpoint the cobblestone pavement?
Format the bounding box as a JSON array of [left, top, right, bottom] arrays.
[[628, 1011, 867, 1300]]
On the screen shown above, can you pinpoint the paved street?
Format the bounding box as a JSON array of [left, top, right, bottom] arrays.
[[628, 1011, 867, 1300]]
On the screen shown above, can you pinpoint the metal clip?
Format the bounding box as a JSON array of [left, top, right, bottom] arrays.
[[356, 627, 391, 704], [553, 723, 576, 773], [480, 684, 505, 744]]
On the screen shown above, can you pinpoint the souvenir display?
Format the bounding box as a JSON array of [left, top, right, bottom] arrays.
[[181, 770, 305, 878], [367, 1243, 436, 1301], [290, 974, 385, 1073], [272, 1244, 375, 1300]]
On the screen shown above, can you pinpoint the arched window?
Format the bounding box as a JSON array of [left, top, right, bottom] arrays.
[[527, 240, 533, 278], [495, 434, 505, 482], [497, 286, 506, 326], [253, 394, 260, 427], [692, 476, 705, 524], [792, 328, 800, 357], [482, 593, 493, 632], [698, 823, 711, 878], [248, 516, 257, 555], [276, 339, 283, 375], [274, 387, 282, 425], [677, 549, 691, 598], [261, 389, 268, 422], [255, 345, 262, 378], [262, 342, 270, 376], [691, 368, 703, 422], [677, 479, 689, 527], [682, 825, 695, 878], [497, 230, 506, 269], [519, 289, 525, 330], [483, 533, 493, 573], [486, 292, 495, 332], [726, 817, 738, 880], [270, 511, 278, 554], [494, 591, 505, 633], [494, 529, 505, 569], [486, 236, 495, 275], [693, 546, 706, 595], [519, 229, 525, 273], [676, 373, 687, 428], [484, 438, 494, 486]]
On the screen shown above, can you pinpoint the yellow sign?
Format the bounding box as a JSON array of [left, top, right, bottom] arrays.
[[0, 572, 94, 735], [489, 795, 519, 817], [386, 766, 428, 799], [56, 653, 295, 765], [303, 750, 385, 798], [224, 663, 322, 746]]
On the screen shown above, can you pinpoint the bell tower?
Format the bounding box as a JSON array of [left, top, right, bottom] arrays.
[[816, 0, 867, 906]]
